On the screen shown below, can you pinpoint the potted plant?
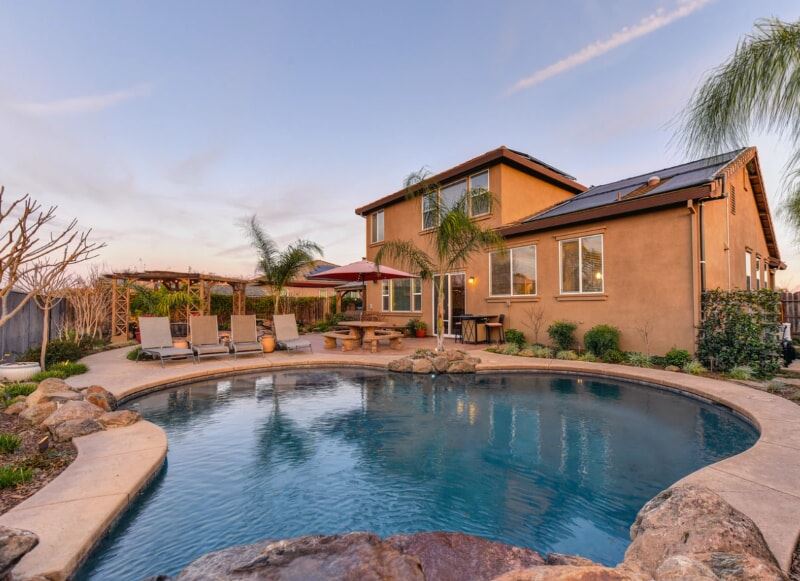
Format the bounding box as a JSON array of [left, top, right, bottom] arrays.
[[415, 321, 427, 338], [261, 333, 276, 353]]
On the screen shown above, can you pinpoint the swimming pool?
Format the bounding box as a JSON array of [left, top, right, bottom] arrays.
[[76, 368, 758, 579]]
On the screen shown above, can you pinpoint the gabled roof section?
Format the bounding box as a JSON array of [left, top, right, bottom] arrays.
[[355, 146, 586, 216], [501, 147, 782, 262]]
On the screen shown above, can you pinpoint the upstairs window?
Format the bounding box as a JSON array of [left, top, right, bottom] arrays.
[[755, 255, 761, 289], [560, 234, 603, 294], [370, 210, 384, 244], [421, 171, 492, 229], [490, 245, 536, 296], [745, 251, 752, 290], [469, 171, 490, 216]]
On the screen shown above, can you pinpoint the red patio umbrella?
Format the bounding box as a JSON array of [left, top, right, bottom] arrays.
[[307, 259, 414, 282]]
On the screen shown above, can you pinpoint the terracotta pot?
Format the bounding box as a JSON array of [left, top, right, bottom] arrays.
[[415, 329, 427, 338], [173, 339, 189, 349], [261, 335, 276, 353]]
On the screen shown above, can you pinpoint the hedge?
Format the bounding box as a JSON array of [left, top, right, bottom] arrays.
[[697, 288, 782, 378]]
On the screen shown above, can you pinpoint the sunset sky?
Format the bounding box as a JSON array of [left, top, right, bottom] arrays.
[[2, 1, 800, 286]]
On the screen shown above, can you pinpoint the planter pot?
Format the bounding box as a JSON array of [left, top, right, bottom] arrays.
[[134, 330, 141, 343], [415, 329, 427, 338], [261, 336, 276, 353], [0, 362, 41, 382], [173, 340, 189, 350]]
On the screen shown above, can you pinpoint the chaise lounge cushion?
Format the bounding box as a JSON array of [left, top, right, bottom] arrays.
[[280, 338, 312, 351], [193, 343, 230, 356], [144, 347, 194, 359], [233, 341, 262, 353]]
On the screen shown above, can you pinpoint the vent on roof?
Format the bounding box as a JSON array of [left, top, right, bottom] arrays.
[[647, 176, 661, 187]]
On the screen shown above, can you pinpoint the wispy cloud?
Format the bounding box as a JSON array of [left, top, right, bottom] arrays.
[[508, 0, 714, 94], [9, 83, 152, 116]]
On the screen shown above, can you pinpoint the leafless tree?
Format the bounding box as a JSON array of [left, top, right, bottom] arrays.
[[520, 304, 546, 345], [59, 266, 111, 342], [20, 263, 73, 369], [635, 320, 654, 356], [0, 187, 104, 329]]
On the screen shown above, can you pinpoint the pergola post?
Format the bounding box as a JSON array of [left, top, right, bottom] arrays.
[[110, 278, 130, 344], [232, 283, 246, 315]]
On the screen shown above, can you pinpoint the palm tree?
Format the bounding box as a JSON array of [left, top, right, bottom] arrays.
[[679, 18, 800, 235], [245, 216, 323, 316], [375, 170, 503, 352]]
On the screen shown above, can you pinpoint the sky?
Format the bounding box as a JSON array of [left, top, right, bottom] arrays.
[[1, 1, 800, 286]]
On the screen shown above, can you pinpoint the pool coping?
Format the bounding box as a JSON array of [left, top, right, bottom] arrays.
[[4, 350, 800, 578]]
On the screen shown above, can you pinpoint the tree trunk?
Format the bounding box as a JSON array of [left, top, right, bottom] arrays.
[[40, 304, 51, 370], [273, 290, 281, 317], [436, 273, 446, 352]]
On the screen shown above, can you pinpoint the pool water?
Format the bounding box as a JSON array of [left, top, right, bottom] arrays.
[[76, 369, 757, 580]]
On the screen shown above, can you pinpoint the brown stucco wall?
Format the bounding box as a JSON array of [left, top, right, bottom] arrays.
[[702, 166, 773, 291]]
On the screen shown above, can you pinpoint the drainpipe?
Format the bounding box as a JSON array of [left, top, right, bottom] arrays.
[[699, 201, 706, 293]]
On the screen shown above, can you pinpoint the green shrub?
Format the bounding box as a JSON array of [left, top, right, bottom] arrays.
[[530, 345, 553, 358], [548, 320, 577, 351], [556, 350, 578, 360], [0, 466, 32, 488], [518, 348, 534, 357], [578, 352, 598, 362], [504, 329, 526, 348], [501, 344, 521, 356], [31, 362, 87, 382], [1, 383, 37, 400], [602, 349, 625, 364], [697, 289, 782, 378], [683, 360, 707, 375], [19, 339, 85, 367], [0, 434, 21, 454], [127, 346, 155, 361], [626, 352, 653, 368], [663, 348, 692, 368], [583, 325, 621, 357], [727, 366, 754, 380]]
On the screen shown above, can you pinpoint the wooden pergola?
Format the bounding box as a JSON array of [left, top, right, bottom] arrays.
[[105, 270, 251, 343]]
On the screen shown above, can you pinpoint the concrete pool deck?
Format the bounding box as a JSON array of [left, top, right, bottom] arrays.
[[3, 336, 800, 578]]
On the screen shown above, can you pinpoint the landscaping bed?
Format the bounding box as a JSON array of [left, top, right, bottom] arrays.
[[0, 409, 76, 514]]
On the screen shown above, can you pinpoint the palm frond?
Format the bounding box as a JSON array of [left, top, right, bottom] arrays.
[[679, 18, 800, 156], [374, 240, 435, 279], [244, 216, 279, 279]]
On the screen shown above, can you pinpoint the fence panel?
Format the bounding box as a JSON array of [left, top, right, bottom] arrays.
[[781, 292, 800, 337], [0, 291, 67, 358]]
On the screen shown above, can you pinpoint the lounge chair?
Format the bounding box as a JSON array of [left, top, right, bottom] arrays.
[[273, 314, 312, 353], [138, 316, 195, 367], [230, 315, 264, 358], [189, 315, 230, 360]]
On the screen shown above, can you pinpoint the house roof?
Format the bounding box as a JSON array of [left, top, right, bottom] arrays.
[[501, 147, 782, 264], [355, 146, 586, 216]]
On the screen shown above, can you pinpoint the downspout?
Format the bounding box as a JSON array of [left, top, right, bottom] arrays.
[[699, 201, 706, 293]]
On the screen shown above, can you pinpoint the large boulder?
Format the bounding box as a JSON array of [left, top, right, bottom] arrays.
[[386, 531, 543, 581], [0, 526, 38, 579], [391, 349, 481, 375], [98, 410, 141, 428], [83, 386, 117, 412], [411, 358, 434, 374], [42, 400, 104, 428], [172, 533, 424, 580], [3, 401, 26, 416], [388, 358, 413, 373], [49, 418, 104, 442], [19, 401, 57, 425], [625, 484, 785, 580], [25, 378, 70, 407], [492, 565, 642, 580]]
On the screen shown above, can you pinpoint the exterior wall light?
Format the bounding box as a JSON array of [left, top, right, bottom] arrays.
[[468, 276, 476, 285]]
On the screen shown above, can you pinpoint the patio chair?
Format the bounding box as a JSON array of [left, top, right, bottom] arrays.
[[230, 315, 264, 358], [189, 315, 230, 360], [273, 314, 313, 353], [138, 316, 196, 367]]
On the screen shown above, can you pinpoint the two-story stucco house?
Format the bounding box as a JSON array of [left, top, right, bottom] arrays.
[[355, 146, 784, 354]]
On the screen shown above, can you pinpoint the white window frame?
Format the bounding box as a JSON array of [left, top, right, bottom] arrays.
[[755, 255, 761, 290], [381, 279, 422, 313], [745, 250, 752, 290], [421, 171, 492, 229], [489, 245, 537, 297], [370, 210, 384, 244], [559, 234, 604, 295]]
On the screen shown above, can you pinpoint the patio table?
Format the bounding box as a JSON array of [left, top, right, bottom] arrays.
[[339, 321, 400, 349], [453, 314, 497, 344]]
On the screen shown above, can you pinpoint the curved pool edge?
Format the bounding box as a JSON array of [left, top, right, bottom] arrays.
[[0, 420, 167, 580], [15, 349, 794, 576]]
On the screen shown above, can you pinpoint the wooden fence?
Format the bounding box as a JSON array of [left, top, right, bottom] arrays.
[[781, 292, 800, 336], [0, 290, 67, 358]]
